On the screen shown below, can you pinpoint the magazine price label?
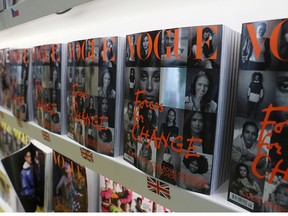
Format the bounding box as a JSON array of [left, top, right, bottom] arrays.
[[41, 130, 51, 142], [80, 147, 94, 163]]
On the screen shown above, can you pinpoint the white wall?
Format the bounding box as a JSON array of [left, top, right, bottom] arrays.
[[0, 0, 287, 48]]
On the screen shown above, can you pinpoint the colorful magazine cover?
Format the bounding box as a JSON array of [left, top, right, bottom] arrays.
[[1, 140, 52, 212], [99, 175, 153, 212], [66, 37, 124, 156], [227, 18, 288, 212], [123, 26, 239, 194], [53, 151, 88, 212], [154, 203, 173, 213], [32, 44, 65, 134], [8, 48, 30, 121]]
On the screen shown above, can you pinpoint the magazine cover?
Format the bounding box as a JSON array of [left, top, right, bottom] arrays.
[[0, 121, 14, 159], [99, 175, 153, 212], [53, 151, 88, 212], [154, 203, 173, 213], [8, 48, 30, 121], [0, 121, 30, 159], [32, 44, 66, 134], [0, 49, 12, 110], [0, 161, 17, 211], [123, 26, 240, 194], [66, 37, 124, 156], [1, 140, 52, 212], [0, 121, 29, 159], [227, 18, 288, 212]]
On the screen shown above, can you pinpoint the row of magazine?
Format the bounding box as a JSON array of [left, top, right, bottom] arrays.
[[0, 128, 172, 212], [0, 17, 287, 212]]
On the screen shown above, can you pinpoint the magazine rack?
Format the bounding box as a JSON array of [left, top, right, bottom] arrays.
[[0, 0, 287, 212]]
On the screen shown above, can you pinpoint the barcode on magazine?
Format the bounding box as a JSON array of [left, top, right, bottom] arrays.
[[124, 153, 134, 163], [229, 192, 254, 210]]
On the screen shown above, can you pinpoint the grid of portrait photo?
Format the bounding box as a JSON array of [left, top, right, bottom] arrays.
[[123, 26, 224, 195], [32, 44, 62, 134], [67, 37, 119, 157], [228, 18, 288, 212]]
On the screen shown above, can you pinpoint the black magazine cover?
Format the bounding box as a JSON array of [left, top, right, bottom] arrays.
[[1, 140, 52, 212], [8, 48, 30, 121], [66, 37, 124, 157], [123, 26, 240, 194], [0, 49, 12, 110], [228, 18, 288, 212], [53, 151, 88, 212], [32, 44, 66, 134]]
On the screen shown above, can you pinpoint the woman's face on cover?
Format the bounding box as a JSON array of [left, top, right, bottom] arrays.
[[139, 67, 160, 102], [195, 75, 209, 98], [101, 131, 108, 142], [65, 162, 71, 174], [274, 72, 288, 122], [101, 98, 108, 114], [167, 109, 176, 123], [239, 166, 247, 178], [190, 112, 204, 133], [103, 71, 111, 88], [142, 35, 149, 51], [147, 109, 153, 121]]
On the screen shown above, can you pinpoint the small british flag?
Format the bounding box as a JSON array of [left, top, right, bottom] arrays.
[[147, 176, 170, 200], [80, 147, 94, 163]]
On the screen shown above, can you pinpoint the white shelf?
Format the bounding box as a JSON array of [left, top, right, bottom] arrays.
[[0, 107, 245, 212], [0, 0, 92, 31]]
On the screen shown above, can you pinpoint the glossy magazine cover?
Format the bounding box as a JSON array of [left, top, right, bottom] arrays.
[[0, 121, 29, 159], [32, 44, 63, 134], [67, 37, 123, 156], [53, 151, 88, 212], [228, 18, 288, 212], [0, 49, 12, 110], [8, 48, 30, 121], [123, 26, 226, 194], [99, 175, 153, 212], [1, 141, 51, 212]]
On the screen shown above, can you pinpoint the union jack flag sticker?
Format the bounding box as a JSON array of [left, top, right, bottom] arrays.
[[80, 147, 94, 163], [147, 176, 170, 200]]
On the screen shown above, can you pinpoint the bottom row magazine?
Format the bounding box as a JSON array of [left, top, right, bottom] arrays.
[[0, 139, 172, 212]]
